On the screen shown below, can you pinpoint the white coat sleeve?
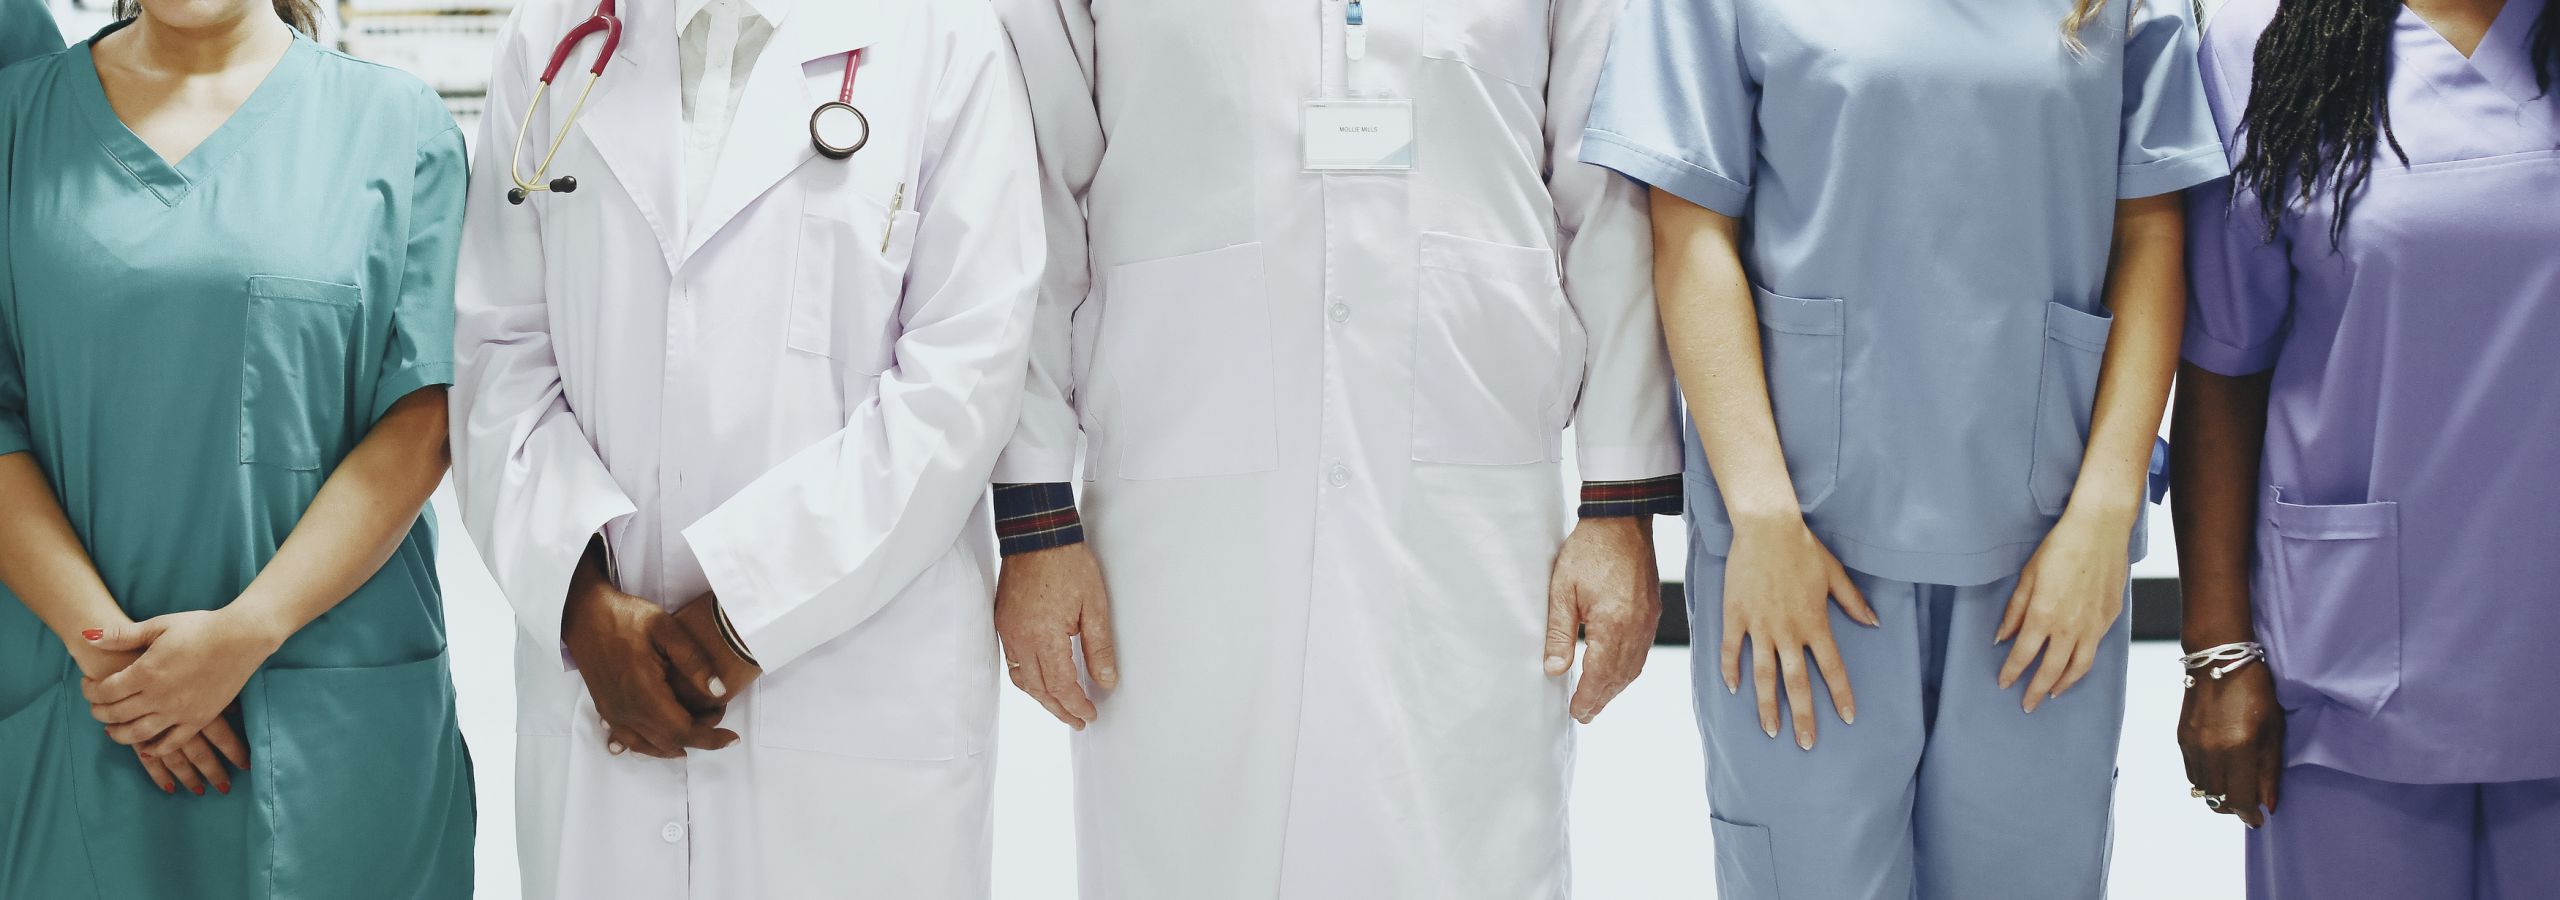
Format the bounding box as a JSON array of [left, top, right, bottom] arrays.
[[1547, 0, 1682, 482], [448, 16, 638, 665], [984, 0, 1101, 484], [681, 11, 1043, 672]]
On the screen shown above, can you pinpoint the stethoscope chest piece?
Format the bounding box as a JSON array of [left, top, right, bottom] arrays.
[[811, 101, 869, 160]]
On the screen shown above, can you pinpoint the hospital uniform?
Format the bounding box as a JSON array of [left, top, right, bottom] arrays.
[[0, 0, 59, 70], [448, 0, 1039, 896], [2186, 0, 2560, 896], [1583, 0, 2224, 897], [986, 0, 1682, 897], [0, 26, 472, 899]]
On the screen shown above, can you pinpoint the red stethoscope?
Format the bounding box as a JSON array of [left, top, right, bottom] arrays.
[[507, 0, 870, 205]]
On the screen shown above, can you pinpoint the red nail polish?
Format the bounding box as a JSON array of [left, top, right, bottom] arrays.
[[217, 783, 231, 795], [160, 783, 174, 794], [81, 629, 103, 641], [190, 784, 204, 796]]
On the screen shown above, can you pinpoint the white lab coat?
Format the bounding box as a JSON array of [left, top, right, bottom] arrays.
[[989, 1, 1676, 898], [448, 0, 1039, 896]]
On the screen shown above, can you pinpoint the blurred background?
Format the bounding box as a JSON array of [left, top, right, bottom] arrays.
[[14, 2, 2245, 896]]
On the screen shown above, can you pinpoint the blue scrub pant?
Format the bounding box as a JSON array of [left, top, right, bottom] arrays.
[[1687, 553, 2129, 900], [2248, 766, 2560, 900]]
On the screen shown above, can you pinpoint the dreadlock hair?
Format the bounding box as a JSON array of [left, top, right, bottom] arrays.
[[115, 0, 323, 37], [2233, 0, 2560, 245]]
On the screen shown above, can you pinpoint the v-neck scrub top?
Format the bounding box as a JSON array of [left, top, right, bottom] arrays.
[[0, 26, 472, 898], [2186, 0, 2560, 785], [1583, 0, 2226, 586]]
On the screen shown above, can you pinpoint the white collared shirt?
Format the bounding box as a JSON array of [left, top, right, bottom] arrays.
[[677, 0, 779, 226]]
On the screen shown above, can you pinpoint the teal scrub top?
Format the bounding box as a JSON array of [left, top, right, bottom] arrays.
[[0, 0, 60, 70], [0, 25, 472, 899]]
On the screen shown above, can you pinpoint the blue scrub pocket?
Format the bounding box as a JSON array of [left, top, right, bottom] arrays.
[[1709, 814, 1783, 899], [239, 276, 361, 471], [2029, 302, 2114, 515], [1752, 287, 1844, 510], [2261, 491, 2403, 716], [245, 654, 475, 899]]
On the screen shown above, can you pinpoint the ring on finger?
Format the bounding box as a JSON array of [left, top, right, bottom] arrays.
[[2190, 787, 2207, 799], [2202, 794, 2228, 811], [1006, 658, 1022, 669]]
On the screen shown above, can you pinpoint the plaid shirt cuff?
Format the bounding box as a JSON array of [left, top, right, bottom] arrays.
[[1579, 476, 1684, 518], [993, 482, 1086, 557]]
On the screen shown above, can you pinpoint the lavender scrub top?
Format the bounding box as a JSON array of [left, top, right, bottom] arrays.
[[2186, 0, 2560, 784], [1581, 0, 2225, 587]]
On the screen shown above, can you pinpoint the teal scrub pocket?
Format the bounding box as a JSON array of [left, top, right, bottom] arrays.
[[1709, 814, 1783, 900], [2263, 492, 2404, 716], [245, 654, 474, 900], [239, 276, 361, 471], [2029, 302, 2114, 515], [1752, 287, 1844, 511]]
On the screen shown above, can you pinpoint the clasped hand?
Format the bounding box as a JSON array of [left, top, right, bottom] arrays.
[[562, 581, 761, 759], [78, 609, 280, 796]]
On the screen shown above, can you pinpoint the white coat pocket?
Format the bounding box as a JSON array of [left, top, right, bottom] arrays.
[[1423, 0, 1551, 87], [1412, 232, 1576, 466], [789, 196, 918, 369], [1093, 243, 1279, 481]]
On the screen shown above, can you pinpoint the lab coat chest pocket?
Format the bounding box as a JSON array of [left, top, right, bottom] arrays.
[[2029, 302, 2113, 515], [1093, 243, 1279, 480], [240, 276, 363, 471], [1752, 287, 1844, 510], [1412, 232, 1577, 466], [2261, 493, 2403, 716], [1423, 0, 1551, 87], [789, 193, 918, 369]]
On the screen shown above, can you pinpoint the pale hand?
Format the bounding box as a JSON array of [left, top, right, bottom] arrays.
[[1995, 509, 2130, 712], [1544, 517, 1661, 724], [73, 639, 251, 795], [80, 610, 282, 757], [1721, 515, 1876, 750], [994, 542, 1118, 730]]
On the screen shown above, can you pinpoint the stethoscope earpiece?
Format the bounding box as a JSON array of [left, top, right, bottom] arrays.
[[551, 176, 579, 194]]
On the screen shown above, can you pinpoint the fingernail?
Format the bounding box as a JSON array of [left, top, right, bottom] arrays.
[[708, 678, 727, 698], [191, 784, 204, 796], [1097, 666, 1116, 681], [216, 783, 230, 795], [81, 629, 103, 641], [1843, 710, 1856, 725], [607, 741, 626, 755], [1544, 656, 1567, 674], [1763, 725, 1778, 739], [1727, 683, 1738, 695], [1797, 735, 1813, 751], [160, 783, 174, 794]]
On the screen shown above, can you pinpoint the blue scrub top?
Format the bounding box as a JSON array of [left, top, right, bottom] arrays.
[[1583, 0, 2226, 586], [0, 25, 472, 898], [0, 0, 62, 70]]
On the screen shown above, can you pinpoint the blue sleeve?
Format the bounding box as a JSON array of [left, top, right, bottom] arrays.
[[1578, 0, 1757, 216], [372, 117, 464, 424], [2116, 0, 2228, 199]]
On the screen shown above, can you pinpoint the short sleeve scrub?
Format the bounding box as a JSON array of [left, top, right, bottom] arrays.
[[0, 26, 472, 899]]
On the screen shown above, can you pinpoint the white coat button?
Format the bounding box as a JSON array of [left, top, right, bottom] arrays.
[[1327, 464, 1351, 487], [661, 822, 686, 844], [1328, 303, 1351, 324]]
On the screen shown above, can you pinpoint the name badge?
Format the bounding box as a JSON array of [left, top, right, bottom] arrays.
[[1301, 99, 1416, 173]]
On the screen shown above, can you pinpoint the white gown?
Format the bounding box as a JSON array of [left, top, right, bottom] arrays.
[[989, 1, 1680, 897], [448, 0, 1041, 896]]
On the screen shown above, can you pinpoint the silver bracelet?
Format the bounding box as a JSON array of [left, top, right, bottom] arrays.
[[2180, 641, 2265, 688]]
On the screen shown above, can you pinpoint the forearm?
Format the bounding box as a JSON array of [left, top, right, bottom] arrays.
[[1648, 189, 1793, 525], [228, 389, 451, 642], [0, 454, 132, 668], [2073, 195, 2187, 529], [2168, 365, 2269, 651]]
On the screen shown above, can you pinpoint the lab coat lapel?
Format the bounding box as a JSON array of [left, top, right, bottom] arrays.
[[681, 0, 904, 262], [571, 1, 685, 272]]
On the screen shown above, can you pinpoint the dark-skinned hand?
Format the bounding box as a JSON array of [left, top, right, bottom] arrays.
[[562, 573, 738, 759]]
